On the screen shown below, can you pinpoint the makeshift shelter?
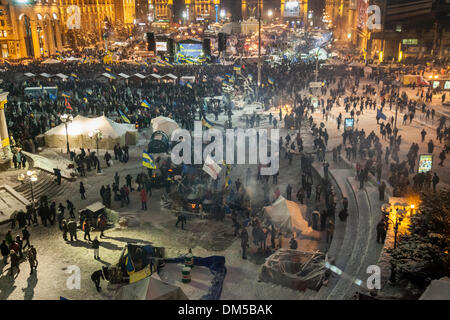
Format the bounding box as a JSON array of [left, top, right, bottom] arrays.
[[24, 72, 35, 77], [55, 73, 68, 80], [262, 196, 311, 234], [64, 56, 80, 62], [44, 115, 137, 149], [133, 73, 147, 79], [151, 116, 180, 137], [119, 274, 188, 300], [40, 73, 52, 78], [101, 73, 116, 80], [118, 73, 130, 79], [180, 76, 195, 83]]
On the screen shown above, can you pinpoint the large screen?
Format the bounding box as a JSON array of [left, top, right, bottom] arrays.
[[284, 1, 300, 18], [345, 118, 354, 131], [418, 154, 433, 173], [178, 43, 203, 58], [445, 81, 450, 90], [156, 41, 167, 52]]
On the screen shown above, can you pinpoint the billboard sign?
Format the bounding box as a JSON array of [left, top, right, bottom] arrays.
[[284, 1, 300, 18], [345, 118, 354, 131], [156, 41, 167, 52], [418, 154, 433, 173], [178, 43, 203, 58]]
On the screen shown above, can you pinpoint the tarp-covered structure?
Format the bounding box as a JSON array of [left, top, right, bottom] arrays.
[[119, 274, 188, 300], [151, 116, 180, 137], [262, 196, 311, 234], [44, 115, 137, 149], [419, 277, 450, 300]]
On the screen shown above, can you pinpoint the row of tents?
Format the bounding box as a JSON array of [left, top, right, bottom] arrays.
[[23, 71, 192, 82]]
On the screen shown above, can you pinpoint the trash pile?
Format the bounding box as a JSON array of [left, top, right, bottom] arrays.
[[258, 249, 329, 291]]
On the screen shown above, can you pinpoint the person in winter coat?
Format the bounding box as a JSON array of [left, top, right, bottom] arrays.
[[83, 219, 92, 241], [5, 230, 13, 246], [9, 250, 20, 276], [28, 245, 38, 275], [241, 227, 249, 259], [97, 214, 107, 238], [92, 237, 100, 260], [57, 203, 65, 230], [91, 269, 105, 292], [67, 220, 78, 241], [80, 182, 86, 200], [289, 235, 298, 249], [1, 240, 9, 264], [140, 188, 147, 210], [15, 235, 23, 259], [61, 220, 68, 241]]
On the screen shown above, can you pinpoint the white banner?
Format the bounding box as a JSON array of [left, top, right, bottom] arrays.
[[202, 155, 222, 180]]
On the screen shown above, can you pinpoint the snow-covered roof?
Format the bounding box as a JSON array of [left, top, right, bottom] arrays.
[[24, 72, 35, 77], [118, 73, 130, 79], [150, 73, 162, 79], [101, 73, 116, 79], [40, 73, 52, 78], [55, 73, 68, 79], [163, 73, 177, 80], [133, 73, 146, 79], [45, 115, 135, 138]]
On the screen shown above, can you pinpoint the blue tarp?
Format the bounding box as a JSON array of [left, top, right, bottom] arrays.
[[165, 255, 226, 300]]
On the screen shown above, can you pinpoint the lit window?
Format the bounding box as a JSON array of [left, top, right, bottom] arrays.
[[395, 25, 402, 32], [53, 13, 57, 20], [37, 13, 42, 20], [3, 31, 6, 37]]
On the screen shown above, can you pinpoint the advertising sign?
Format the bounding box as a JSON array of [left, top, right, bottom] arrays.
[[178, 43, 203, 59], [432, 81, 440, 89], [418, 154, 433, 173], [156, 41, 167, 52], [284, 1, 300, 18], [345, 118, 354, 131], [445, 81, 450, 90]]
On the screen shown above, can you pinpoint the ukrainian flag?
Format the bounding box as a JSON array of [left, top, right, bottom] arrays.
[[125, 255, 135, 274], [83, 97, 88, 103], [233, 65, 241, 72], [142, 151, 156, 169], [202, 118, 214, 129], [141, 100, 151, 109], [61, 92, 71, 98], [70, 73, 78, 78], [186, 82, 193, 89], [105, 67, 111, 72], [119, 110, 131, 124], [268, 77, 274, 85], [224, 176, 232, 189]]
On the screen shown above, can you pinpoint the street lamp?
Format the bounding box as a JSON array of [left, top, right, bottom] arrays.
[[60, 114, 73, 154], [18, 170, 38, 208], [268, 10, 273, 19], [88, 129, 102, 158]]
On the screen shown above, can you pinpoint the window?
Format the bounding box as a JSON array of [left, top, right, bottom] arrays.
[[0, 20, 4, 26], [402, 39, 418, 45], [395, 25, 402, 32]]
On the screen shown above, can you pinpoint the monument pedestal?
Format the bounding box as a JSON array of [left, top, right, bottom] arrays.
[[0, 158, 10, 172]]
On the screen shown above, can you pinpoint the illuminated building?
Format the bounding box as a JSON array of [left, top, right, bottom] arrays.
[[185, 0, 219, 23], [150, 0, 173, 23], [280, 0, 307, 24], [241, 0, 262, 20], [114, 0, 136, 28]]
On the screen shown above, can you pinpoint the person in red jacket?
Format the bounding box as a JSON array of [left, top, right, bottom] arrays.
[[140, 188, 147, 211]]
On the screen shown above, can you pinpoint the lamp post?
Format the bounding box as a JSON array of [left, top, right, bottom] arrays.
[[256, 0, 262, 101], [89, 129, 102, 158], [60, 114, 73, 154], [19, 170, 38, 208]]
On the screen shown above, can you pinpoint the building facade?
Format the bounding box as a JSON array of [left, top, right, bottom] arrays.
[[150, 0, 173, 23], [185, 0, 220, 23]]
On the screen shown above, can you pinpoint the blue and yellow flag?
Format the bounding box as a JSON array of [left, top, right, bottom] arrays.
[[224, 176, 232, 189], [61, 92, 71, 98], [83, 97, 88, 103], [233, 65, 241, 72], [119, 110, 131, 124], [125, 255, 135, 274], [70, 73, 78, 78], [141, 100, 151, 109], [142, 151, 156, 169], [105, 67, 111, 72], [186, 82, 193, 89], [202, 118, 214, 129], [268, 77, 274, 85]]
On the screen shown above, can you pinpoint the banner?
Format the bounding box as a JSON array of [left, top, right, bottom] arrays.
[[203, 156, 222, 180], [418, 154, 433, 173]]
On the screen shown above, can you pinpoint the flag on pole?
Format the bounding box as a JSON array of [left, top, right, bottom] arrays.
[[377, 108, 387, 121], [186, 82, 193, 89], [64, 98, 72, 110], [202, 155, 222, 180], [233, 65, 241, 72], [125, 255, 135, 274], [49, 93, 57, 101], [141, 100, 151, 109], [224, 176, 232, 189], [105, 67, 111, 72], [70, 73, 78, 78], [268, 77, 274, 85], [142, 151, 156, 169], [119, 110, 131, 124], [61, 92, 71, 98]]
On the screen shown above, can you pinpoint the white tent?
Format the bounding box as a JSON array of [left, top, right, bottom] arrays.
[[180, 76, 195, 83], [151, 116, 180, 137], [44, 115, 137, 149], [55, 73, 68, 80], [263, 196, 312, 233], [119, 274, 188, 300], [150, 73, 162, 79], [64, 56, 80, 62], [24, 72, 35, 77], [40, 73, 52, 78], [101, 73, 116, 80], [163, 73, 177, 80], [133, 73, 147, 79], [118, 73, 130, 79], [41, 58, 61, 64]]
